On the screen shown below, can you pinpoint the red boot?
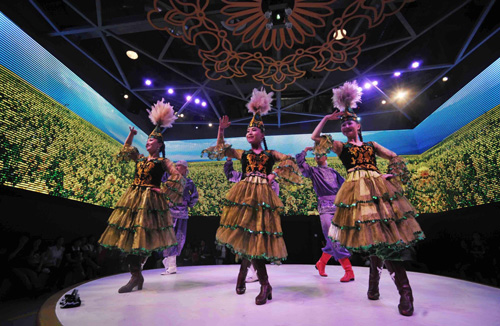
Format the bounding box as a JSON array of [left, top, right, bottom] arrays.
[[339, 257, 355, 282], [315, 252, 331, 277]]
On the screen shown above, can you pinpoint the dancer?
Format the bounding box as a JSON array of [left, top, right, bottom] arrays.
[[223, 158, 280, 283], [99, 99, 185, 293], [202, 88, 301, 305], [312, 81, 424, 316], [161, 160, 199, 275], [295, 147, 355, 282]]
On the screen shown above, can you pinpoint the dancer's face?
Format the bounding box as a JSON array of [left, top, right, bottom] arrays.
[[246, 127, 264, 145], [314, 154, 328, 166], [146, 137, 161, 154], [176, 164, 188, 176], [341, 120, 360, 139]]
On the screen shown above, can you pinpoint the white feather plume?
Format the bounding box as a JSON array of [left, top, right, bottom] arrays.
[[147, 98, 177, 128], [246, 88, 274, 116], [332, 81, 363, 111]]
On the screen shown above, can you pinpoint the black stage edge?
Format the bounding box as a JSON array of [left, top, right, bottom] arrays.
[[1, 185, 500, 274]]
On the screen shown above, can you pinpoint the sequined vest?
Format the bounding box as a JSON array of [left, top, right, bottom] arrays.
[[339, 142, 379, 172], [132, 158, 165, 187]]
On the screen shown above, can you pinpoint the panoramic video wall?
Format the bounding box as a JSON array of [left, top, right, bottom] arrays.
[[1, 13, 499, 215]]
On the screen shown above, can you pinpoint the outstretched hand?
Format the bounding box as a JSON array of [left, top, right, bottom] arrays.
[[267, 173, 276, 184], [381, 174, 394, 180], [304, 146, 314, 152], [219, 116, 231, 130], [325, 110, 343, 121], [129, 126, 138, 135]]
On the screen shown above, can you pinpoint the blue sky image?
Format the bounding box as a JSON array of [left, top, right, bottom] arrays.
[[1, 12, 499, 162]]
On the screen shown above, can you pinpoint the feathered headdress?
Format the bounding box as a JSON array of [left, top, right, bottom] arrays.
[[246, 87, 274, 132], [147, 98, 177, 141], [332, 81, 362, 121]]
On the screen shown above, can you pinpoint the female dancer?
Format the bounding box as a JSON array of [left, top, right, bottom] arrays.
[[99, 99, 185, 293], [312, 81, 424, 316], [202, 88, 301, 305]]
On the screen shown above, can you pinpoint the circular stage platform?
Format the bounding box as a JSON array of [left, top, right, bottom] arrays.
[[39, 264, 500, 326]]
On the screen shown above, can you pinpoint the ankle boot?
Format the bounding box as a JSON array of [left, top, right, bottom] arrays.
[[384, 260, 414, 316], [118, 262, 144, 293], [315, 252, 332, 277], [253, 259, 272, 305], [367, 256, 384, 300], [236, 259, 251, 294], [338, 257, 355, 282]]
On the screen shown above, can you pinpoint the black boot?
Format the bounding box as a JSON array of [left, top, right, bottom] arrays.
[[252, 259, 272, 305], [384, 260, 414, 316], [118, 255, 144, 294], [236, 259, 251, 294], [367, 256, 384, 300]]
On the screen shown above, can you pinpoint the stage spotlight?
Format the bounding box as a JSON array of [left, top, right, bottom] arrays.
[[357, 87, 363, 92], [186, 95, 192, 101], [395, 91, 407, 100], [194, 98, 200, 104], [364, 82, 372, 89], [145, 79, 152, 86], [209, 123, 213, 127], [411, 61, 420, 69], [442, 76, 448, 82], [180, 113, 184, 118], [195, 126, 199, 129], [393, 71, 401, 77], [372, 81, 378, 86], [123, 94, 129, 99], [126, 50, 138, 60], [357, 117, 361, 121], [167, 88, 174, 94], [381, 100, 387, 104], [201, 101, 207, 107]]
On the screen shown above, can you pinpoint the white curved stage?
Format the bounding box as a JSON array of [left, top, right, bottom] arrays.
[[54, 265, 500, 326]]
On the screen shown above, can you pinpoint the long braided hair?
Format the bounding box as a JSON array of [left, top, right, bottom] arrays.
[[262, 136, 269, 151]]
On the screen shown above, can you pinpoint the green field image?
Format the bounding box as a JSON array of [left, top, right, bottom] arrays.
[[1, 65, 499, 215]]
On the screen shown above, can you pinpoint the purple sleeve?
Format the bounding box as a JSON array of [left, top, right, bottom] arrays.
[[187, 182, 199, 208], [224, 160, 242, 183], [161, 172, 169, 183], [295, 151, 313, 178]]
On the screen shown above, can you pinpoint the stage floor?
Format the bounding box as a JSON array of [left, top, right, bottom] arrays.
[[51, 264, 499, 326]]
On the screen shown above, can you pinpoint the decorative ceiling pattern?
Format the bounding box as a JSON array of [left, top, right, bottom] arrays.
[[148, 0, 411, 91], [1, 0, 498, 140]]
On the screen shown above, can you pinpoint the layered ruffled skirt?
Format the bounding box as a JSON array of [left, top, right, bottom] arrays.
[[99, 185, 178, 256], [216, 175, 288, 262], [328, 169, 424, 260]]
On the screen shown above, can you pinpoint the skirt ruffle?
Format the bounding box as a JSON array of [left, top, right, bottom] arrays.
[[216, 175, 288, 261], [328, 170, 424, 260], [99, 185, 178, 256]]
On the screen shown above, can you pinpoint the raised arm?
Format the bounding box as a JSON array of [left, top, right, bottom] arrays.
[[117, 126, 140, 162], [311, 111, 343, 142], [201, 116, 243, 160], [295, 147, 314, 178]]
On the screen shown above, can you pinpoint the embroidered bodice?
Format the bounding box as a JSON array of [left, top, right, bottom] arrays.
[[339, 142, 379, 172], [132, 158, 166, 187], [240, 150, 276, 177]]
